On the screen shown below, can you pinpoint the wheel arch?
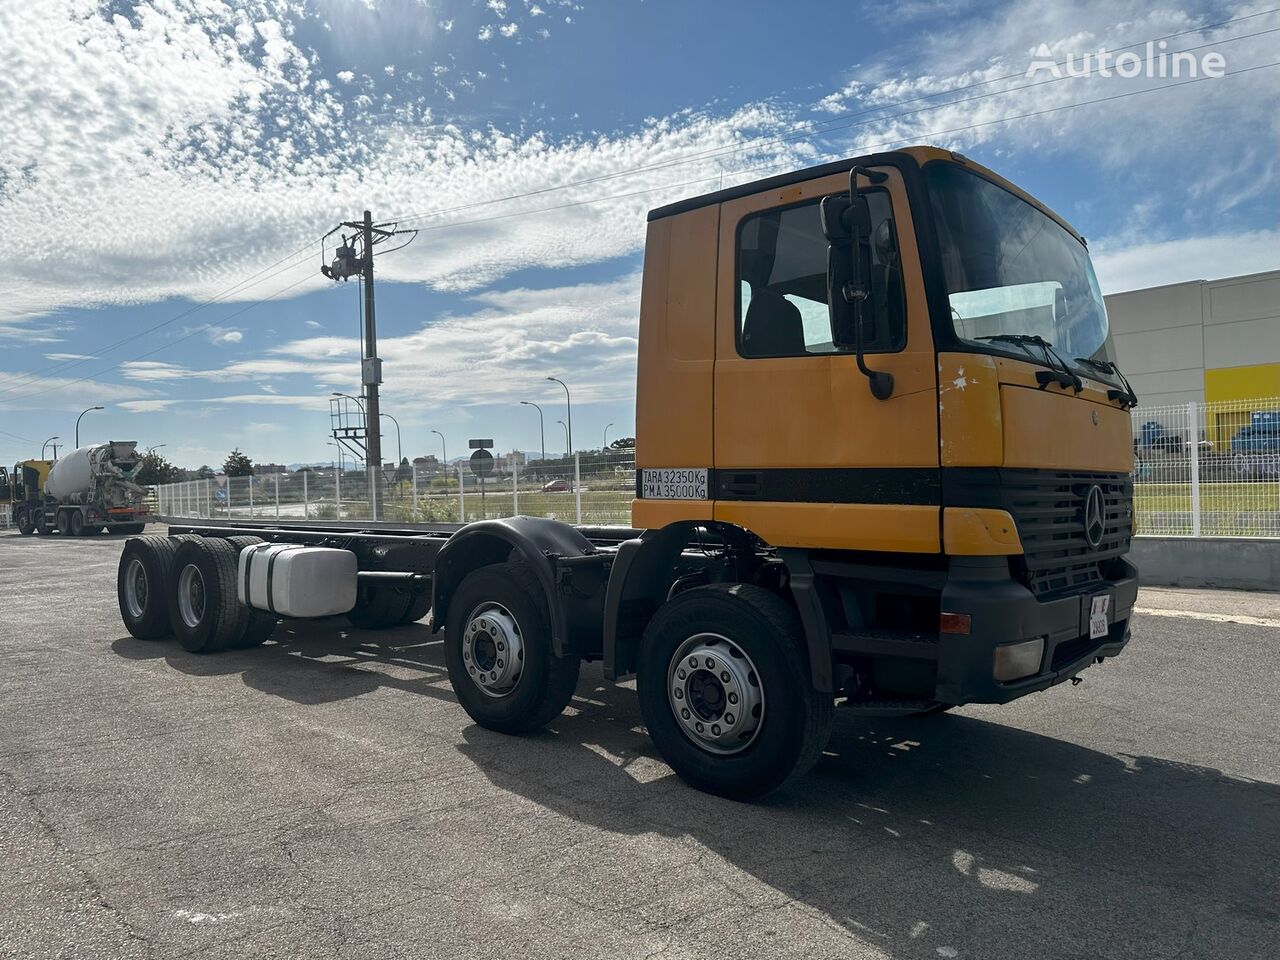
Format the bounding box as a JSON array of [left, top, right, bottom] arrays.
[[430, 517, 600, 658], [602, 522, 834, 693]]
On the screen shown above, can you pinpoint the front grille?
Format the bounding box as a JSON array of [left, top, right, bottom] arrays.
[[1003, 471, 1133, 597]]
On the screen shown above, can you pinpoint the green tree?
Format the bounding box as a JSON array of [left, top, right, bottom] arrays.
[[135, 452, 180, 485], [223, 448, 254, 477], [610, 437, 636, 449]]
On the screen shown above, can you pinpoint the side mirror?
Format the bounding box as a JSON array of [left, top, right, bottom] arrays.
[[822, 167, 894, 401]]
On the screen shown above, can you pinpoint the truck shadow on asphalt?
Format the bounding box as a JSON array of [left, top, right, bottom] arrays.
[[111, 624, 1278, 959], [457, 686, 1279, 960]]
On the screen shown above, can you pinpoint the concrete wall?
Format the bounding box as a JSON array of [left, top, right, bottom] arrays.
[[1131, 537, 1280, 591], [1105, 269, 1280, 410]]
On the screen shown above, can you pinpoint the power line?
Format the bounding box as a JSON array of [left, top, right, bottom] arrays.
[[0, 241, 319, 401], [2, 271, 316, 408]]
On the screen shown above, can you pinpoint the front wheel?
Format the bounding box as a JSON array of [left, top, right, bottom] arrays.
[[16, 508, 35, 535], [444, 562, 579, 734], [637, 584, 833, 800]]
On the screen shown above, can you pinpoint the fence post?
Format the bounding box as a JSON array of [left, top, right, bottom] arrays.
[[512, 460, 518, 516], [1188, 401, 1201, 538], [335, 467, 342, 518], [574, 452, 582, 524], [302, 470, 309, 520], [458, 463, 466, 522], [412, 464, 418, 518]]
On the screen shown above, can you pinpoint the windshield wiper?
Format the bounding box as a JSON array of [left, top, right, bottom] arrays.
[[1075, 356, 1139, 409], [977, 334, 1082, 393]]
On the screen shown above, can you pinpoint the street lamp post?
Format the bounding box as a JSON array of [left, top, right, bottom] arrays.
[[380, 412, 402, 465], [546, 377, 572, 455], [41, 436, 60, 459], [556, 420, 569, 455], [520, 401, 546, 462], [431, 429, 447, 470], [146, 444, 167, 455], [75, 406, 104, 448], [604, 422, 614, 449]]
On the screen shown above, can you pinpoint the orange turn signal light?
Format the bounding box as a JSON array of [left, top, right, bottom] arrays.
[[940, 612, 972, 635]]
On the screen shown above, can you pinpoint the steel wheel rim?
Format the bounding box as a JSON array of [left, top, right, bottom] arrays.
[[461, 601, 525, 698], [177, 564, 206, 630], [123, 558, 148, 620], [667, 632, 764, 756]]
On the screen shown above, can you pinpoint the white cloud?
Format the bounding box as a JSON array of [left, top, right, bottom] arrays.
[[487, 0, 509, 16], [438, 19, 454, 32], [211, 329, 244, 345], [477, 24, 494, 40], [336, 69, 355, 83], [1093, 229, 1280, 294], [500, 22, 519, 37]]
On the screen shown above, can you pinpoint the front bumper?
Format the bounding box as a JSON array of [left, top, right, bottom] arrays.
[[935, 556, 1138, 705]]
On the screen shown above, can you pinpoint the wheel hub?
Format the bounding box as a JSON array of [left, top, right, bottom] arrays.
[[123, 558, 148, 619], [177, 564, 206, 630], [462, 601, 524, 698], [668, 633, 763, 755]]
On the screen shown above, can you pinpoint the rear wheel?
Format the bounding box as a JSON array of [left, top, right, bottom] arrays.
[[637, 584, 833, 800], [118, 536, 183, 639], [444, 562, 579, 734], [169, 538, 248, 653], [56, 510, 71, 535], [68, 510, 85, 537], [31, 508, 49, 535]]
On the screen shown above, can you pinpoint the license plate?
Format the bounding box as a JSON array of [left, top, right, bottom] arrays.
[[1089, 594, 1111, 640]]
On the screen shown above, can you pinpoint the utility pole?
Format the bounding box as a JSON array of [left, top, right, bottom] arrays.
[[320, 212, 417, 521], [360, 211, 382, 520]]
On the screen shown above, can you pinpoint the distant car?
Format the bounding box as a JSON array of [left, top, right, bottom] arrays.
[[541, 479, 572, 492]]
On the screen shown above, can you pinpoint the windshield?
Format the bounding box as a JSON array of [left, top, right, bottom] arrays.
[[926, 163, 1113, 370]]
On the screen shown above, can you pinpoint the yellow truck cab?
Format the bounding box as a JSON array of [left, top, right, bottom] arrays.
[[1, 460, 54, 535], [630, 145, 1136, 722]]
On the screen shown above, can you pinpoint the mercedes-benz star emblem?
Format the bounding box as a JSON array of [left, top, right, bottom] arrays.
[[1082, 485, 1106, 549]]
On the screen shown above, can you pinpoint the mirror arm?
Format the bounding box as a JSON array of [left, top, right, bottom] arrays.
[[847, 166, 894, 401]]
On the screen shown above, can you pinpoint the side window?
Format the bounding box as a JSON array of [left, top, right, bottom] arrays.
[[736, 192, 905, 358]]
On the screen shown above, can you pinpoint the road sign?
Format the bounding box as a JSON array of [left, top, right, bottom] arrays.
[[468, 438, 494, 450], [469, 449, 495, 478]]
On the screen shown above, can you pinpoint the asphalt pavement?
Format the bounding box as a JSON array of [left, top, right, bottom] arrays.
[[1, 527, 1276, 959]]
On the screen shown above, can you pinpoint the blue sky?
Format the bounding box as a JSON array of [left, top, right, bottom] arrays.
[[1, 0, 1276, 469]]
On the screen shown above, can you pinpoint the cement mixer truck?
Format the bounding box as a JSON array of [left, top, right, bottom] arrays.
[[22, 441, 153, 536]]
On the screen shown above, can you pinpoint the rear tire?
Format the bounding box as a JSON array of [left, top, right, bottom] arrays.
[[347, 584, 413, 630], [56, 510, 71, 536], [169, 538, 247, 653], [118, 536, 182, 639], [444, 562, 580, 734], [68, 510, 85, 537], [637, 584, 834, 800], [31, 509, 49, 535]]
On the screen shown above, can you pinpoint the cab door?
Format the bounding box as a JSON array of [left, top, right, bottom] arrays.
[[711, 165, 941, 552]]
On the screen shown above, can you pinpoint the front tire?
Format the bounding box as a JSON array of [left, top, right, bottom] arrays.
[[16, 508, 35, 535], [637, 584, 833, 800], [444, 562, 579, 734]]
